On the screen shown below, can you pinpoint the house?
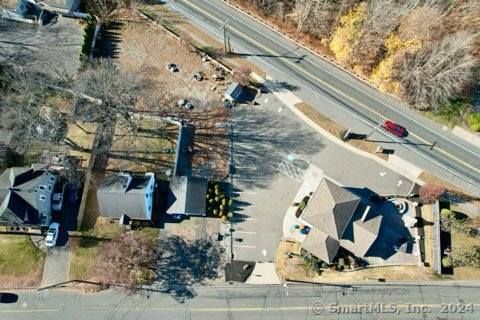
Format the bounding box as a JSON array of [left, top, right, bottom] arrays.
[[299, 178, 382, 263], [0, 165, 57, 226], [224, 82, 243, 103], [97, 172, 155, 220], [166, 176, 208, 216]]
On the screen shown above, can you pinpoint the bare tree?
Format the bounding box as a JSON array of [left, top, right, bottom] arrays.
[[85, 0, 139, 24], [393, 32, 479, 111], [419, 183, 446, 203], [95, 232, 159, 289], [232, 66, 252, 86]]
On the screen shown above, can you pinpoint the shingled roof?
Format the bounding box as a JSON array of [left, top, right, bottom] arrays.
[[166, 176, 207, 216], [301, 179, 360, 239], [0, 166, 56, 226], [300, 179, 382, 263]]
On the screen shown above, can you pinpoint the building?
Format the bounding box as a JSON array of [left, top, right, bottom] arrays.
[[97, 172, 155, 220], [224, 82, 243, 103], [0, 165, 57, 226], [299, 179, 382, 263], [166, 176, 208, 216]]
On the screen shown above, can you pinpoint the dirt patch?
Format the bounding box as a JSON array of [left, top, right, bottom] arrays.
[[115, 10, 231, 178], [295, 102, 388, 160], [275, 240, 437, 283], [65, 122, 97, 168]]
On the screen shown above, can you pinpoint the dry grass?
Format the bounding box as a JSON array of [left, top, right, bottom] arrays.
[[66, 122, 97, 167], [141, 5, 266, 78], [295, 102, 388, 160], [275, 240, 437, 283], [0, 235, 45, 288], [115, 11, 231, 178], [107, 117, 177, 173]]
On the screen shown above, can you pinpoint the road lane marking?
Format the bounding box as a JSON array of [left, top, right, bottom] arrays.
[[234, 231, 257, 234], [233, 244, 257, 249], [179, 0, 480, 180]]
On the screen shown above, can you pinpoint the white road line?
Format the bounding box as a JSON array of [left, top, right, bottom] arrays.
[[232, 218, 257, 222], [233, 244, 257, 249], [236, 191, 257, 195], [234, 231, 257, 235]]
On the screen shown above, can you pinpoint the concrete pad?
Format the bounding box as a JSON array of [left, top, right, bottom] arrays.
[[388, 155, 423, 180], [245, 262, 282, 284]]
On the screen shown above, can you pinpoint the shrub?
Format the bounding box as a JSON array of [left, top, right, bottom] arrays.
[[419, 184, 446, 203], [467, 113, 480, 132], [441, 256, 452, 268]]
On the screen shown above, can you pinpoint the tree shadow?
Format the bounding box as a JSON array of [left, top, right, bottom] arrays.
[[97, 21, 123, 59], [152, 236, 222, 302], [263, 79, 300, 93], [230, 106, 324, 189]]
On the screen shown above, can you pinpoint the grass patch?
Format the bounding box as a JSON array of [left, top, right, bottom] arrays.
[[419, 172, 463, 194], [422, 101, 470, 129], [295, 102, 387, 159], [69, 237, 100, 281], [0, 235, 45, 287]]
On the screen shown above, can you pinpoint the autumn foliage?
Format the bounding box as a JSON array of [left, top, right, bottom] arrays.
[[419, 184, 446, 204]]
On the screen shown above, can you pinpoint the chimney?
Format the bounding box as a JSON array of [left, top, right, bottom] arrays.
[[361, 206, 371, 222]]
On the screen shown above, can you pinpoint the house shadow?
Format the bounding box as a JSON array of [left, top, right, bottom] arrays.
[[151, 235, 222, 302]]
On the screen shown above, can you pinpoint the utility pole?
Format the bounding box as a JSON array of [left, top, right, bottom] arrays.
[[222, 20, 230, 54]]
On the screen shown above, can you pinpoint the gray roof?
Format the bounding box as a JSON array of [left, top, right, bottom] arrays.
[[341, 207, 383, 257], [97, 173, 154, 220], [300, 179, 382, 262], [301, 228, 339, 263], [0, 166, 56, 225], [301, 179, 360, 239], [167, 176, 207, 216], [224, 82, 243, 101]]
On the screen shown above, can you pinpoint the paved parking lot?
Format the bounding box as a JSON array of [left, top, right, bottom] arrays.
[[229, 91, 415, 262]]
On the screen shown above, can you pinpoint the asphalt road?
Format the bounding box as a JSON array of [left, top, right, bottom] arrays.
[[2, 283, 480, 319], [166, 0, 480, 195]]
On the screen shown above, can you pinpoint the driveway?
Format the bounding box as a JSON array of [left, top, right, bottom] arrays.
[[40, 246, 71, 287]]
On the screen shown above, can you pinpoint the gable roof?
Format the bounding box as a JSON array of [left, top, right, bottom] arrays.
[[97, 173, 154, 219], [166, 176, 207, 216], [0, 167, 55, 225], [340, 206, 383, 257], [301, 179, 360, 240]]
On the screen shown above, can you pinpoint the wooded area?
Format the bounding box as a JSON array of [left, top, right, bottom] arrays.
[[232, 0, 480, 124]]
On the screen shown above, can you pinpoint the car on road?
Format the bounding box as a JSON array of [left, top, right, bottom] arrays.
[[45, 222, 60, 247], [381, 120, 408, 138]]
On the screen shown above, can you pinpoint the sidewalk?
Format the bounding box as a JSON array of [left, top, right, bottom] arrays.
[[282, 165, 323, 242]]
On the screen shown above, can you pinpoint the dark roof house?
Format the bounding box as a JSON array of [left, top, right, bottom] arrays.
[[167, 176, 208, 216], [97, 172, 155, 220], [300, 179, 383, 263], [0, 166, 57, 226]]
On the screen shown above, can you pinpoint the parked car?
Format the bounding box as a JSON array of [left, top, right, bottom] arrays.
[[45, 222, 60, 247], [52, 184, 66, 211], [381, 120, 408, 138]]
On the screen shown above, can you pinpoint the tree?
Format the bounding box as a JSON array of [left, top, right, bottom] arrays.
[[393, 32, 479, 111], [467, 113, 480, 132], [232, 66, 251, 86], [85, 0, 139, 24], [419, 183, 446, 203], [95, 232, 159, 289]]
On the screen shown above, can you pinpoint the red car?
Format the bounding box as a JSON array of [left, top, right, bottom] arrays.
[[382, 120, 408, 138]]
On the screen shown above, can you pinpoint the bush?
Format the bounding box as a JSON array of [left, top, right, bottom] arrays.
[[442, 256, 452, 268], [419, 184, 446, 203], [80, 16, 97, 66], [467, 113, 480, 132]]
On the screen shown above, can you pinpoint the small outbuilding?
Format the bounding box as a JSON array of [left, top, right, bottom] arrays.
[[224, 82, 243, 103], [167, 176, 208, 216]]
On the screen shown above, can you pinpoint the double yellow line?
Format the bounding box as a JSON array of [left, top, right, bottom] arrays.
[[180, 0, 480, 178]]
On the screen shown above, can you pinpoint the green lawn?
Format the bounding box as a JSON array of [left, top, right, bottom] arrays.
[[0, 235, 45, 286]]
